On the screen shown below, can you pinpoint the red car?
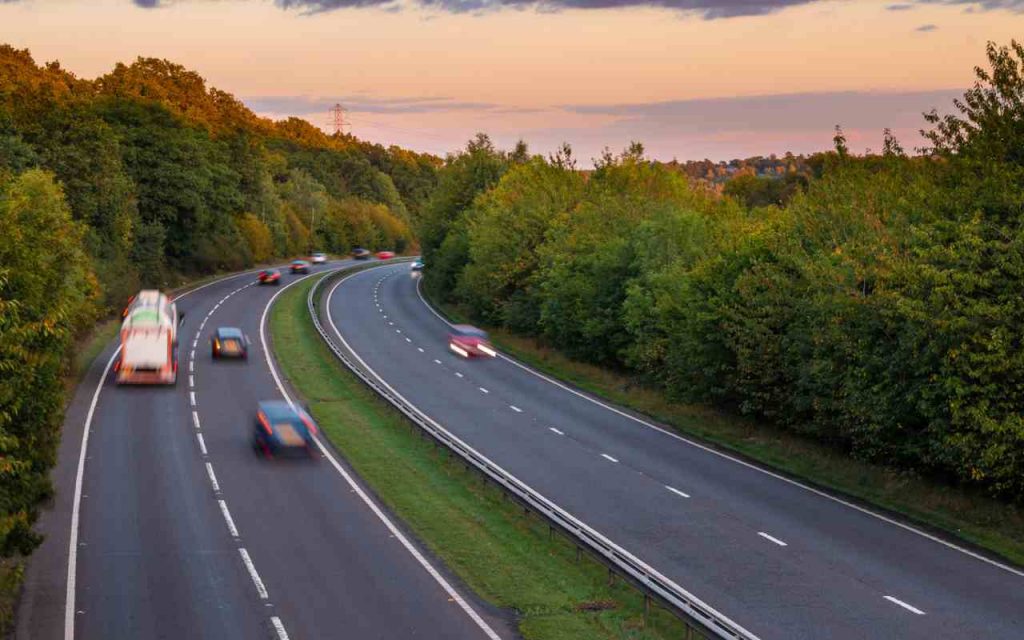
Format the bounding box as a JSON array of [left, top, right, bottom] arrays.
[[448, 325, 497, 358], [376, 250, 395, 260], [257, 269, 281, 285]]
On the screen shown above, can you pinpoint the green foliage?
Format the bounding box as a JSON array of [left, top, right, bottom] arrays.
[[425, 41, 1024, 503], [419, 134, 509, 299], [0, 170, 97, 555], [0, 43, 436, 565], [458, 158, 583, 327]]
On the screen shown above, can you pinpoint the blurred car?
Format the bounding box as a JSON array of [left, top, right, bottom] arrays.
[[257, 269, 281, 285], [448, 324, 497, 358], [290, 259, 310, 274], [253, 400, 318, 458], [377, 250, 395, 260], [410, 260, 424, 271], [352, 247, 371, 260], [211, 326, 248, 359], [310, 252, 327, 264]]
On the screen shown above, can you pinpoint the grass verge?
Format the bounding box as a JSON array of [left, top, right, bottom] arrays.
[[70, 318, 119, 385], [427, 294, 1024, 568], [270, 274, 697, 640]]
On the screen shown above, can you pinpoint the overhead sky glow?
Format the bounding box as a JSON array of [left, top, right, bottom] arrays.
[[1, 0, 1021, 159]]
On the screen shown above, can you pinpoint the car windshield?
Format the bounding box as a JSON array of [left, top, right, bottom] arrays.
[[453, 325, 488, 338]]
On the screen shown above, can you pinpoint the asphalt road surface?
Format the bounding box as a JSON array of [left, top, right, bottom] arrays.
[[325, 263, 1024, 640], [19, 261, 508, 640]]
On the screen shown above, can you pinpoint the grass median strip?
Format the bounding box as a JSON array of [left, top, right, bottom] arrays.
[[431, 297, 1024, 568], [270, 275, 695, 640]]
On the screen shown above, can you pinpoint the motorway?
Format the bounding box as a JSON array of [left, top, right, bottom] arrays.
[[18, 261, 508, 640], [325, 263, 1024, 640]]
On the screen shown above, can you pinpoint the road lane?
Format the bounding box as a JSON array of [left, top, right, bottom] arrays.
[[27, 261, 507, 640], [184, 265, 505, 640], [327, 263, 1024, 640]]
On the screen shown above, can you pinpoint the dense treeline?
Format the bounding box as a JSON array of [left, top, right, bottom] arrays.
[[423, 41, 1024, 502], [0, 45, 436, 556]]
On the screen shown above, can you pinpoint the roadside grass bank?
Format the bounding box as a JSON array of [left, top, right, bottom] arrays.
[[427, 294, 1024, 568], [270, 275, 695, 640], [71, 318, 119, 385]]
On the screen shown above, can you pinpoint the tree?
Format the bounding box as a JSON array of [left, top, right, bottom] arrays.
[[0, 170, 97, 555]]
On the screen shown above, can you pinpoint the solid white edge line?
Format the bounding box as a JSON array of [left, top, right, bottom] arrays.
[[238, 548, 269, 599], [65, 265, 277, 640], [270, 616, 290, 640], [205, 462, 220, 493], [665, 485, 690, 499], [64, 347, 120, 640], [884, 595, 926, 615], [218, 500, 240, 538], [601, 453, 619, 463], [259, 270, 504, 640], [412, 277, 1024, 580], [196, 432, 207, 456], [757, 532, 788, 547]]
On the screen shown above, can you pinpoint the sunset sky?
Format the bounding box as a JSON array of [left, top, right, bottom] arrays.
[[2, 0, 1022, 160]]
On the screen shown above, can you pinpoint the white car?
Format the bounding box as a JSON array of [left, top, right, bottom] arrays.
[[311, 252, 327, 264]]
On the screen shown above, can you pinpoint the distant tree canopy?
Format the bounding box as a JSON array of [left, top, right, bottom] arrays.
[[0, 44, 438, 558], [425, 41, 1024, 504], [0, 45, 432, 306]]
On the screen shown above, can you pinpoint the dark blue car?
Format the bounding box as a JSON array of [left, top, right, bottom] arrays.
[[254, 401, 318, 458], [211, 326, 247, 359]]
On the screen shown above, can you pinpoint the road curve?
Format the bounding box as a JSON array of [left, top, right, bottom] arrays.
[[19, 262, 509, 640], [325, 262, 1024, 640]]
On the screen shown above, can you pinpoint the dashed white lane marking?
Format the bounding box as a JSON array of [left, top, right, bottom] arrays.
[[205, 462, 220, 492], [196, 432, 207, 456], [417, 347, 424, 353], [192, 339, 198, 349], [665, 485, 691, 499], [454, 372, 463, 378], [189, 375, 194, 388], [270, 617, 290, 640], [188, 361, 194, 373], [190, 349, 195, 360], [433, 359, 442, 364], [218, 500, 239, 538], [405, 337, 412, 343], [601, 453, 619, 463], [478, 387, 489, 394], [758, 532, 788, 547], [192, 410, 201, 430], [239, 548, 269, 599], [396, 329, 402, 334], [510, 405, 523, 413], [388, 321, 394, 325], [884, 596, 926, 615], [189, 392, 196, 406], [549, 427, 564, 435]]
